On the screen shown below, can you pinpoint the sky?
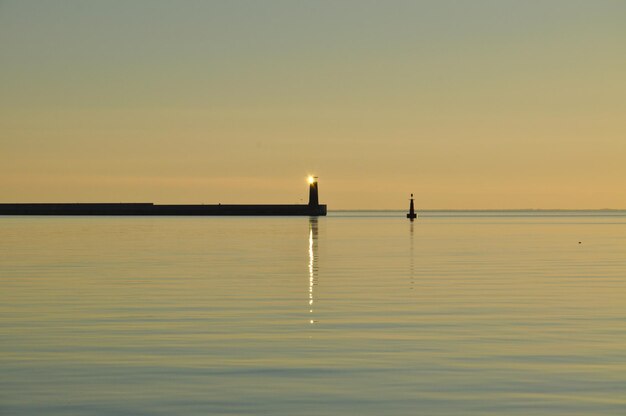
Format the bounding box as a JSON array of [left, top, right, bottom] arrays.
[[1, 0, 625, 209]]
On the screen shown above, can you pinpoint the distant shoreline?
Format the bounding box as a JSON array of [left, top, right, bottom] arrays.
[[331, 209, 626, 212]]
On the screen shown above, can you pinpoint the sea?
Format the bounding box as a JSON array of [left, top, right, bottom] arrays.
[[1, 211, 626, 415]]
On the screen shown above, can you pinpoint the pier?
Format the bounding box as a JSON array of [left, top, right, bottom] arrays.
[[0, 177, 327, 216]]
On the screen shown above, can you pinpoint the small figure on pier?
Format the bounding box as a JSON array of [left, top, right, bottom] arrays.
[[407, 193, 417, 221]]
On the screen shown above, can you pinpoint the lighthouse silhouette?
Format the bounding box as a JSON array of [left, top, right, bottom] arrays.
[[308, 176, 319, 206]]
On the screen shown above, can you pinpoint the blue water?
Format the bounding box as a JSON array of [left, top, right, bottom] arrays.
[[1, 212, 626, 415]]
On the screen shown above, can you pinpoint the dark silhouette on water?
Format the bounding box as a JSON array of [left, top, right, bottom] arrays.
[[407, 193, 417, 220], [0, 177, 327, 216]]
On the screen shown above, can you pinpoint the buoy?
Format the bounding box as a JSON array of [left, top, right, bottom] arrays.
[[406, 194, 417, 220]]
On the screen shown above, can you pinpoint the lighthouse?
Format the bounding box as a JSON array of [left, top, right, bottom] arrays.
[[308, 176, 319, 206]]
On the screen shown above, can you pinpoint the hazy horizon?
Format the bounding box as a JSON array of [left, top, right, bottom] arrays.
[[1, 1, 625, 209]]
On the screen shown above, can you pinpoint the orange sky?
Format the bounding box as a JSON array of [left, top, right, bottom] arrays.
[[1, 1, 625, 209]]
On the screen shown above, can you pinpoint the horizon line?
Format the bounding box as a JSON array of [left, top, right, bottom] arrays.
[[331, 208, 626, 212]]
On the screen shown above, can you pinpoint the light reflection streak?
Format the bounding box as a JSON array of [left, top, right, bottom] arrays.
[[410, 220, 415, 289], [308, 216, 318, 324]]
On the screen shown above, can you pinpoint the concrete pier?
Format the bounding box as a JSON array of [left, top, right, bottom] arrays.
[[0, 178, 327, 216], [0, 203, 327, 216]]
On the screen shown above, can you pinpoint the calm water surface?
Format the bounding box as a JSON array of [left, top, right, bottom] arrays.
[[1, 212, 626, 415]]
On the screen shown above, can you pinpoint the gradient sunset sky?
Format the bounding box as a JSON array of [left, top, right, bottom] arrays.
[[1, 1, 625, 209]]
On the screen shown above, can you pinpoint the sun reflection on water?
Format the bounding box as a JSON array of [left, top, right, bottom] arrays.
[[308, 217, 318, 324]]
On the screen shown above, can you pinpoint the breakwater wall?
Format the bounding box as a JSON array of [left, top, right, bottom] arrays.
[[0, 203, 327, 216]]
